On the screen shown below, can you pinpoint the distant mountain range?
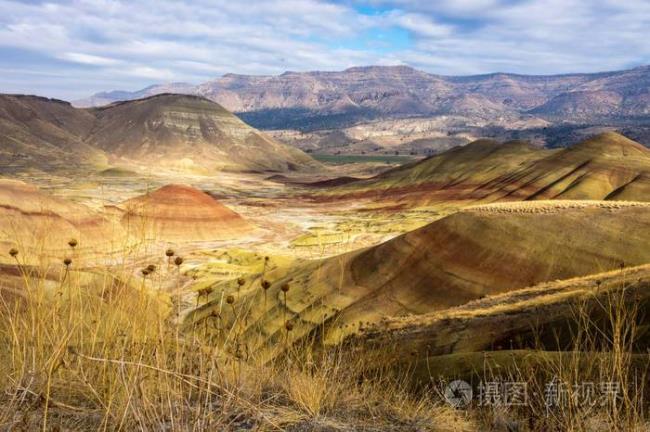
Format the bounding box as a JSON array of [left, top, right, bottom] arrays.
[[74, 65, 650, 132], [0, 94, 319, 174]]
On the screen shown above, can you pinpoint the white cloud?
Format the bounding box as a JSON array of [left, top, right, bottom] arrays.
[[126, 66, 175, 80], [387, 11, 452, 38], [0, 0, 648, 99], [60, 52, 120, 66]]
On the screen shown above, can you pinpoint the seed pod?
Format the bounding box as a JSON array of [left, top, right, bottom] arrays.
[[237, 278, 245, 286], [226, 295, 235, 305], [285, 321, 294, 331], [9, 248, 18, 258], [174, 257, 183, 266], [63, 257, 72, 266], [281, 283, 290, 293], [68, 239, 78, 248], [261, 280, 271, 290], [146, 264, 156, 273], [141, 268, 150, 277], [165, 249, 174, 257]]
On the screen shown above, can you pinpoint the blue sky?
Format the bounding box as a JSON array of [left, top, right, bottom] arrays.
[[1, 0, 649, 100]]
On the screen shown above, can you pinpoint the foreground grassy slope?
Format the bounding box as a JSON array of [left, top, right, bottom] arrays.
[[361, 263, 650, 362], [188, 201, 650, 357]]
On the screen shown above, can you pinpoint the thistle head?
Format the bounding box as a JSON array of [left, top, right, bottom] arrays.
[[285, 321, 294, 332], [261, 280, 271, 290], [8, 248, 18, 258], [280, 283, 290, 293], [146, 264, 156, 273], [141, 268, 150, 277], [226, 295, 235, 305], [174, 257, 183, 266], [63, 257, 72, 267], [68, 239, 78, 248], [237, 277, 245, 287], [165, 249, 175, 257]]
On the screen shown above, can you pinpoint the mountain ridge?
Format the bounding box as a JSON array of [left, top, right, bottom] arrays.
[[73, 65, 650, 131]]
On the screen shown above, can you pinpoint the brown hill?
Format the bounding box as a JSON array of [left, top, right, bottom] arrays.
[[0, 93, 319, 174], [330, 132, 650, 205], [0, 179, 122, 261], [87, 94, 320, 172], [360, 264, 650, 370], [0, 95, 106, 172], [120, 184, 252, 241], [479, 132, 650, 201]]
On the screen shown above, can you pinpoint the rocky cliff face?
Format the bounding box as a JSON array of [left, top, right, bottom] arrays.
[[74, 65, 650, 130]]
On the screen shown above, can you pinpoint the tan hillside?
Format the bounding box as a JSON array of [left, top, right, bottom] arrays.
[[484, 131, 650, 201], [0, 95, 106, 172], [0, 179, 122, 261], [330, 132, 650, 205], [88, 94, 320, 173], [188, 200, 650, 357], [0, 93, 320, 174], [119, 184, 252, 241]]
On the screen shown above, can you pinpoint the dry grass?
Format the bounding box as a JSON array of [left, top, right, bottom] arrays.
[[0, 232, 647, 430], [466, 199, 650, 214], [0, 245, 470, 431]]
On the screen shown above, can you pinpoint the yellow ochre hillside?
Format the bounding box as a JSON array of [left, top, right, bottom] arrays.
[[328, 132, 650, 206], [188, 200, 650, 357]]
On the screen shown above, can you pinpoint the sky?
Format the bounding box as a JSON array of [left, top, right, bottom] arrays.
[[1, 0, 649, 100]]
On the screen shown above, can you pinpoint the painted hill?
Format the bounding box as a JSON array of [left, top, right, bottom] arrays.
[[119, 184, 252, 241], [0, 95, 106, 172], [480, 131, 650, 201], [360, 263, 650, 371], [330, 132, 650, 205], [188, 200, 650, 357], [0, 179, 121, 261], [88, 94, 319, 172], [0, 93, 319, 174]]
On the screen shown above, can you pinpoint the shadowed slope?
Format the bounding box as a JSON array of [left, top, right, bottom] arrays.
[[359, 264, 650, 373], [0, 95, 106, 172], [88, 94, 320, 173], [119, 184, 252, 241]]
